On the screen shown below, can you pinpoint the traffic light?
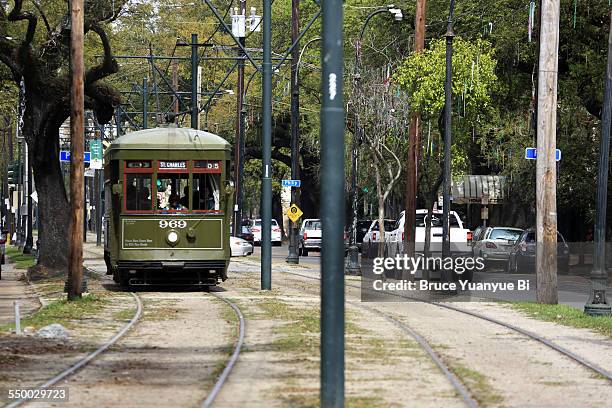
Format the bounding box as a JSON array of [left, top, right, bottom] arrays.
[[7, 164, 16, 185]]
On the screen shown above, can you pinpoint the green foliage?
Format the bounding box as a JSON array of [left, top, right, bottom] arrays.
[[395, 37, 498, 123]]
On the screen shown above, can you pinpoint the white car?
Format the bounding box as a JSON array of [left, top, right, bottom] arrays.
[[249, 219, 282, 246], [230, 236, 254, 257], [299, 219, 322, 256], [362, 219, 395, 254], [387, 209, 472, 256]]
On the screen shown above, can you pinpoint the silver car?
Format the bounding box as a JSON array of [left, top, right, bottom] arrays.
[[472, 227, 523, 268]]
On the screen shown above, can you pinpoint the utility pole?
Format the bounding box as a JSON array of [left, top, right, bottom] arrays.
[[286, 0, 300, 264], [585, 8, 612, 316], [67, 0, 85, 301], [403, 0, 426, 275], [234, 1, 246, 237], [142, 77, 148, 129], [191, 33, 199, 130], [172, 60, 179, 122], [320, 0, 345, 405], [261, 0, 272, 290], [535, 0, 559, 304], [442, 0, 455, 275]]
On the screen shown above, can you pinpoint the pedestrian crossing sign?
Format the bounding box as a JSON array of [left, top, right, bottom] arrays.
[[287, 204, 303, 223]]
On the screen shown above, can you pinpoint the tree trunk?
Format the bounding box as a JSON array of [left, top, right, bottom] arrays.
[[25, 102, 70, 271]]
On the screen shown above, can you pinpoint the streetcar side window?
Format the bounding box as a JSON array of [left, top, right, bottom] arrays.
[[156, 173, 189, 210], [125, 174, 152, 211], [193, 173, 220, 211]]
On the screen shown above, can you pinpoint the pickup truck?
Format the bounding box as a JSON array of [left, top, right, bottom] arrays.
[[387, 209, 472, 257]]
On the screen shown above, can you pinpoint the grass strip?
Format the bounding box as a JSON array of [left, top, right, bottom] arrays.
[[510, 302, 612, 338], [4, 246, 36, 270]]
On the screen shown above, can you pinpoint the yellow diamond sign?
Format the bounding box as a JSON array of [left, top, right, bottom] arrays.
[[287, 204, 303, 223]]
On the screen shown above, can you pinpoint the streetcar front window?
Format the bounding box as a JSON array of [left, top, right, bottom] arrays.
[[156, 173, 189, 210], [125, 174, 152, 211], [193, 173, 220, 211]]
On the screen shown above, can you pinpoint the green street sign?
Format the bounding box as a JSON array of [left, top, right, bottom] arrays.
[[90, 139, 103, 169]]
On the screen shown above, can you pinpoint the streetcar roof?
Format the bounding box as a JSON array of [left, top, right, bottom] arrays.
[[107, 125, 231, 152]]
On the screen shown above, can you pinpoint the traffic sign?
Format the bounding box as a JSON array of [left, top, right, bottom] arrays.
[[525, 147, 561, 161], [286, 203, 303, 223], [90, 139, 103, 169], [60, 150, 91, 163], [282, 179, 301, 188]]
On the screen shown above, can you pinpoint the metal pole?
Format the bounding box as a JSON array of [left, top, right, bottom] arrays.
[[191, 33, 199, 130], [23, 141, 33, 254], [536, 0, 559, 304], [95, 169, 102, 246], [67, 0, 85, 301], [16, 139, 22, 247], [585, 9, 612, 316], [286, 0, 300, 264], [320, 0, 345, 405], [142, 77, 148, 129], [261, 0, 272, 290], [442, 0, 455, 274], [234, 0, 246, 237], [404, 0, 427, 272]]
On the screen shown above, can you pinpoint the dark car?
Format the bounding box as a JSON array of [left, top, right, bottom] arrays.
[[238, 222, 255, 244], [355, 220, 372, 250], [506, 228, 570, 274]]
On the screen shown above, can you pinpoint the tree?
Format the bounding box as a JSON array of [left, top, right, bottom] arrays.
[[0, 0, 124, 271]]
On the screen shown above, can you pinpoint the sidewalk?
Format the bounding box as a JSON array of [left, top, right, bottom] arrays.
[[0, 259, 40, 326]]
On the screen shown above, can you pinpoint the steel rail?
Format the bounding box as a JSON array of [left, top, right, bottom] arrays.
[[5, 293, 143, 408], [284, 269, 612, 383], [272, 271, 479, 408], [201, 292, 246, 408]]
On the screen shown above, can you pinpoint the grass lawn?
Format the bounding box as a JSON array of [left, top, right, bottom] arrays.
[[4, 246, 36, 270], [1, 294, 107, 331], [511, 302, 612, 338]]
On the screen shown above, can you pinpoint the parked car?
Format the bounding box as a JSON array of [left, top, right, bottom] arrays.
[[471, 227, 524, 269], [238, 222, 254, 243], [355, 219, 372, 250], [471, 225, 486, 245], [249, 219, 282, 246], [299, 219, 322, 256], [362, 219, 395, 254], [387, 209, 472, 256], [506, 228, 570, 274], [230, 236, 254, 257], [0, 229, 6, 265]]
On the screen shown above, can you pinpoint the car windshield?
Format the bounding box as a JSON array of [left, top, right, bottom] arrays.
[[415, 214, 458, 227], [371, 220, 395, 231], [305, 221, 322, 230], [489, 229, 522, 241]]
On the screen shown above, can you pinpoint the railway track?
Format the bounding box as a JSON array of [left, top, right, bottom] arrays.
[[201, 291, 246, 408], [282, 269, 612, 382], [274, 272, 480, 408], [4, 292, 143, 408]]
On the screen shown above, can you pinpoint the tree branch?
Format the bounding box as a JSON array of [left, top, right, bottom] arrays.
[[84, 25, 118, 86], [8, 0, 38, 46]]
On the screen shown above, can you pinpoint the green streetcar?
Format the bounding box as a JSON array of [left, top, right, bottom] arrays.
[[103, 125, 234, 287]]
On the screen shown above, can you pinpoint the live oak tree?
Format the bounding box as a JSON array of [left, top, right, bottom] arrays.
[[0, 0, 124, 271]]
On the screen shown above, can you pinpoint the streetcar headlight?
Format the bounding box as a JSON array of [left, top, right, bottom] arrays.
[[166, 231, 179, 246]]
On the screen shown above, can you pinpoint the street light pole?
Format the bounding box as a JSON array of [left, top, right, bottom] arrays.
[[261, 0, 272, 290], [441, 0, 455, 282], [347, 6, 402, 274], [286, 0, 300, 264], [320, 0, 345, 404], [585, 8, 612, 316]]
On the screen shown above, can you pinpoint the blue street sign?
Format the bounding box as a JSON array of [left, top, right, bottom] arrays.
[[282, 179, 301, 188], [525, 147, 561, 161], [60, 150, 90, 163]]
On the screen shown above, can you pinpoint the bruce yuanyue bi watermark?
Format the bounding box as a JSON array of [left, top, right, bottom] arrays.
[[370, 255, 531, 293]]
